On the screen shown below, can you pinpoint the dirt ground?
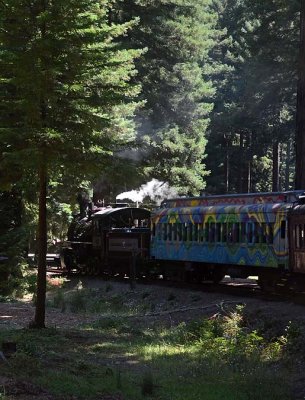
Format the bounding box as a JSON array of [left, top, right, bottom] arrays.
[[1, 277, 305, 399], [1, 276, 305, 330]]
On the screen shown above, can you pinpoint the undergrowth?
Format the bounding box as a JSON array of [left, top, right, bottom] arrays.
[[0, 304, 299, 399], [48, 285, 153, 315]]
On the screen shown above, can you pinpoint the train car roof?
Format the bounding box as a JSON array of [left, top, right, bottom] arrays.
[[152, 202, 293, 219], [160, 191, 305, 209], [92, 207, 150, 219]]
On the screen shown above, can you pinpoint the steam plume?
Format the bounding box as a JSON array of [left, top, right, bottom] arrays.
[[116, 179, 178, 205]]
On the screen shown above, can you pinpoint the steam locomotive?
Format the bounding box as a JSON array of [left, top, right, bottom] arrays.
[[62, 205, 151, 276], [61, 190, 305, 290]]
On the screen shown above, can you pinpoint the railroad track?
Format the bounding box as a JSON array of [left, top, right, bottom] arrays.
[[45, 264, 305, 305], [46, 266, 262, 297]]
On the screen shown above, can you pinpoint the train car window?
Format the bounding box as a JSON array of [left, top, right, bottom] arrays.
[[199, 223, 205, 242], [162, 224, 165, 240], [233, 223, 240, 243], [152, 223, 156, 237], [163, 224, 167, 241], [296, 224, 305, 248], [267, 224, 274, 244], [204, 223, 209, 242], [280, 221, 286, 239], [227, 223, 233, 242], [216, 223, 221, 242], [173, 224, 178, 241], [222, 223, 227, 242], [167, 224, 173, 241], [295, 225, 300, 248], [157, 224, 162, 240], [209, 222, 215, 242], [188, 224, 193, 242], [177, 223, 183, 241], [247, 222, 253, 243], [240, 223, 246, 243], [183, 223, 187, 241], [194, 224, 199, 242], [254, 222, 260, 243], [299, 225, 302, 248], [261, 223, 267, 243]]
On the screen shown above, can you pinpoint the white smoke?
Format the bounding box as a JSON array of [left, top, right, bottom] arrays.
[[116, 179, 178, 205]]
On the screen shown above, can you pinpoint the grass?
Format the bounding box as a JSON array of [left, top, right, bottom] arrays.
[[0, 289, 298, 399]]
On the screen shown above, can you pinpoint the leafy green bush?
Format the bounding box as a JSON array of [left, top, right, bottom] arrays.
[[161, 305, 284, 369]]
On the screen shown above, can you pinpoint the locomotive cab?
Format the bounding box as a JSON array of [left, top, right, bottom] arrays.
[[92, 207, 151, 275]]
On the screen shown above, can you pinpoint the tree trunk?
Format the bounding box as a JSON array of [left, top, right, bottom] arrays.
[[244, 132, 252, 193], [30, 158, 48, 328], [238, 132, 244, 193], [239, 131, 252, 193], [224, 135, 230, 193], [272, 141, 280, 192], [30, 0, 49, 328], [245, 159, 251, 193], [285, 141, 291, 190], [295, 0, 305, 189]]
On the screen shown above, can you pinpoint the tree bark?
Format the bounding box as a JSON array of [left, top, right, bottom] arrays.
[[244, 158, 251, 193], [295, 0, 305, 189], [31, 158, 48, 328], [272, 141, 280, 192], [224, 135, 230, 193], [285, 141, 291, 190], [243, 132, 252, 193], [238, 132, 244, 193], [29, 0, 49, 329]]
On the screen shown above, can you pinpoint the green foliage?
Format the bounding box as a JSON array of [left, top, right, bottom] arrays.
[[206, 0, 298, 193], [0, 0, 143, 189], [159, 305, 284, 371], [280, 321, 305, 360], [0, 0, 142, 162], [113, 0, 219, 195], [0, 190, 29, 296]]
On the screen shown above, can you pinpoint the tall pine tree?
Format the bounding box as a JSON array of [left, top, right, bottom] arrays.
[[0, 0, 142, 327]]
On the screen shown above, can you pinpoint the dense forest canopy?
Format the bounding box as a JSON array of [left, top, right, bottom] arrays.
[[0, 0, 305, 324], [94, 0, 302, 198]]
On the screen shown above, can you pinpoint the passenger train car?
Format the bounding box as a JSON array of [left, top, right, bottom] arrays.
[[150, 191, 305, 289]]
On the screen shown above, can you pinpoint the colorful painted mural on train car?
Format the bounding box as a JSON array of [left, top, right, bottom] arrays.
[[151, 202, 291, 269]]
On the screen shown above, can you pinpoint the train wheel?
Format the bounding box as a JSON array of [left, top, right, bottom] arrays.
[[211, 270, 225, 284], [86, 264, 94, 276], [258, 274, 277, 292], [184, 271, 193, 283]]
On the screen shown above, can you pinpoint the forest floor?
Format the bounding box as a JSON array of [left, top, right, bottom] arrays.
[[0, 276, 305, 399]]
